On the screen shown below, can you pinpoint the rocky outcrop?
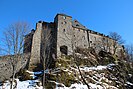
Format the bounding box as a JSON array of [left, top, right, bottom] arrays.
[[41, 48, 133, 89]]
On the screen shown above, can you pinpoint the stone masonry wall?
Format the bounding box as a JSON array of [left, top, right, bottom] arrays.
[[29, 22, 42, 70], [55, 14, 73, 56], [0, 53, 30, 82], [72, 27, 89, 49], [24, 29, 35, 53], [88, 31, 114, 53], [41, 22, 56, 68], [26, 13, 124, 70]]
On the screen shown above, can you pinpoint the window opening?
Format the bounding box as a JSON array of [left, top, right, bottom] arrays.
[[60, 45, 68, 55]]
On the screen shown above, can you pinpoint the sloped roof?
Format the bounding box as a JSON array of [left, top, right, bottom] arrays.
[[56, 13, 72, 18], [72, 19, 87, 30]]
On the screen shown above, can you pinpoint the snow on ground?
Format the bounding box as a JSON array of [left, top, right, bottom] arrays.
[[0, 79, 43, 89], [106, 63, 116, 70], [126, 81, 133, 86], [88, 83, 103, 89], [0, 79, 116, 89], [0, 79, 88, 89], [16, 79, 43, 89], [53, 81, 88, 89], [69, 83, 88, 89], [26, 70, 43, 75], [0, 64, 120, 89], [70, 64, 119, 89], [80, 65, 107, 72], [70, 65, 107, 73]]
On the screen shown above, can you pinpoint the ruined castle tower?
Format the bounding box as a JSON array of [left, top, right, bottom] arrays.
[[24, 14, 124, 70], [27, 21, 56, 70]]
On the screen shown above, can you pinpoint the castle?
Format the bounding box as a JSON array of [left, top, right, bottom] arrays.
[[24, 14, 123, 69]]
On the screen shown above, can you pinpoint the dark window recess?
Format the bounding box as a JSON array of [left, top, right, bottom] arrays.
[[90, 41, 92, 43], [63, 29, 65, 32], [76, 24, 79, 26], [64, 21, 67, 24], [60, 45, 68, 55], [51, 31, 53, 34], [63, 16, 66, 19], [75, 20, 77, 22]]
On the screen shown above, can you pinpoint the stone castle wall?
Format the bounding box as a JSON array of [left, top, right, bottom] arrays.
[[41, 22, 56, 68], [55, 14, 74, 56], [55, 14, 123, 57], [0, 53, 30, 81], [29, 22, 42, 70], [24, 29, 35, 53], [29, 21, 57, 70], [24, 13, 123, 70]]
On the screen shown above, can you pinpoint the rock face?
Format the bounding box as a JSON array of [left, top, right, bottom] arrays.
[[0, 47, 132, 89], [40, 48, 133, 89], [0, 53, 30, 82]]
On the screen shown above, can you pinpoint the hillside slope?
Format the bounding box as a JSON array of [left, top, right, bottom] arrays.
[[0, 48, 133, 89]]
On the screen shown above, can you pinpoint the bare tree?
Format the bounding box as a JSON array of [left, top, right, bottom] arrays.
[[1, 21, 30, 89], [109, 32, 124, 55], [40, 28, 52, 89], [125, 44, 133, 61]]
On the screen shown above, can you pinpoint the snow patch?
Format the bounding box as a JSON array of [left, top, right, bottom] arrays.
[[69, 83, 88, 89], [126, 81, 133, 86], [89, 83, 103, 89], [0, 79, 42, 89], [107, 64, 116, 69], [80, 65, 107, 72]]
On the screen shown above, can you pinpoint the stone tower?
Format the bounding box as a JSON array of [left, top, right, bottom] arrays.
[[54, 14, 89, 57], [29, 22, 42, 70], [28, 20, 57, 70], [54, 14, 73, 56]]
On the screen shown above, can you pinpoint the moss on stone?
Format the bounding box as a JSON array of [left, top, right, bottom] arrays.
[[57, 70, 77, 87], [18, 69, 33, 81], [44, 81, 56, 89]]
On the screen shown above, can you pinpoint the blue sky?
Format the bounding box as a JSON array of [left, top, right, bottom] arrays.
[[0, 0, 133, 44]]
